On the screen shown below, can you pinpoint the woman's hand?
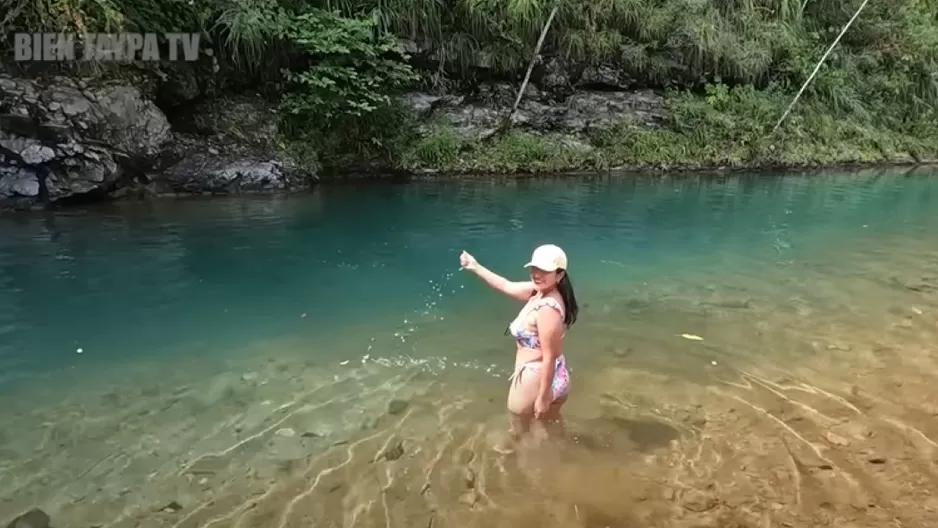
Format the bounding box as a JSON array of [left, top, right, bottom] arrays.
[[534, 393, 552, 419], [459, 250, 478, 271]]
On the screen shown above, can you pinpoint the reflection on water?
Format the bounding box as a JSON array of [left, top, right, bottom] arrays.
[[1, 167, 938, 527]]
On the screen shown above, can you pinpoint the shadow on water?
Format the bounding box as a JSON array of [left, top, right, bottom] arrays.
[[607, 416, 681, 451], [568, 415, 681, 453]]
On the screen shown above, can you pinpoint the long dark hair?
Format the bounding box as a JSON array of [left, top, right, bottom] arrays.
[[506, 271, 580, 336], [557, 271, 579, 328]]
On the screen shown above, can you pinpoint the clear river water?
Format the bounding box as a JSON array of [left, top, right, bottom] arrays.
[[1, 168, 938, 528]]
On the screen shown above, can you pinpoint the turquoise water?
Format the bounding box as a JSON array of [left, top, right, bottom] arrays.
[[2, 170, 934, 381], [2, 168, 938, 528]]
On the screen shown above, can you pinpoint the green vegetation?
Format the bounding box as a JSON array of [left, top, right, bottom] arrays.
[[401, 82, 937, 173], [4, 0, 938, 174]]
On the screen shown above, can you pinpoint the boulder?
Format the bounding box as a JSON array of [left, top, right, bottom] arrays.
[[157, 95, 316, 195], [160, 154, 311, 195], [0, 74, 171, 207], [0, 76, 316, 208]]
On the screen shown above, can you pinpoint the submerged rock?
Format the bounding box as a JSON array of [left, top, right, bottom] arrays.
[[387, 399, 409, 415], [824, 431, 850, 447], [681, 489, 719, 512], [463, 467, 476, 488], [5, 508, 51, 528], [158, 501, 183, 513], [458, 489, 479, 507], [275, 427, 296, 438], [378, 439, 405, 461]]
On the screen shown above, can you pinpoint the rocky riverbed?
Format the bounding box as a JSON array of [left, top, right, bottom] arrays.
[[2, 255, 938, 528]]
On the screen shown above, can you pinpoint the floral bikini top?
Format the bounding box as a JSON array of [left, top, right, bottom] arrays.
[[506, 295, 566, 350]]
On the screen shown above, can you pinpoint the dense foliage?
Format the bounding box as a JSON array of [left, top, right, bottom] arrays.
[[4, 0, 938, 172]]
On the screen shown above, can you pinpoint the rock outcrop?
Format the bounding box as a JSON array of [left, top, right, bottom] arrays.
[[405, 84, 666, 139], [0, 75, 171, 207], [0, 68, 666, 210], [155, 95, 314, 196], [0, 75, 317, 210]]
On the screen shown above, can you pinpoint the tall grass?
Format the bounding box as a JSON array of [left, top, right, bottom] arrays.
[[5, 0, 935, 116]]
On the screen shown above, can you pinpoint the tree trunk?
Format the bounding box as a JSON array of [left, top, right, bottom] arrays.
[[493, 2, 561, 135]]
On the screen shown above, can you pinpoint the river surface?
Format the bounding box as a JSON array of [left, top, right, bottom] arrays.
[[1, 168, 937, 528]]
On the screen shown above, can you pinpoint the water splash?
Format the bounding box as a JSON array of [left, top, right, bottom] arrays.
[[354, 267, 465, 370]]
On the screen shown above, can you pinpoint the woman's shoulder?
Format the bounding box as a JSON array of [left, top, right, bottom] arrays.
[[533, 294, 565, 315]]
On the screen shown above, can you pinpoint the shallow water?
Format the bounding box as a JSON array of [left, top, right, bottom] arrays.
[[2, 168, 938, 527]]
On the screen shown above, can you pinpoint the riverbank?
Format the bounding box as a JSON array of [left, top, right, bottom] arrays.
[[383, 130, 938, 180], [3, 0, 936, 209], [380, 85, 938, 177], [2, 73, 936, 210]]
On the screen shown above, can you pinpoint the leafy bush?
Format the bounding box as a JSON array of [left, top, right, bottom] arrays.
[[279, 9, 417, 126]]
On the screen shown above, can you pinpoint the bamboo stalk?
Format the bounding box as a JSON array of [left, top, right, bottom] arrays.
[[772, 0, 872, 133], [497, 1, 561, 132]]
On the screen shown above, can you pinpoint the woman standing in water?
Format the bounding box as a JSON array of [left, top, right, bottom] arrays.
[[460, 244, 579, 450]]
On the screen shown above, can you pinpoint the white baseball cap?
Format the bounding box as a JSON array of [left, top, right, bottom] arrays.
[[523, 244, 568, 272]]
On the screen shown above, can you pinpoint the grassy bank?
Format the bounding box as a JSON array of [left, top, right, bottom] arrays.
[[383, 84, 937, 175]]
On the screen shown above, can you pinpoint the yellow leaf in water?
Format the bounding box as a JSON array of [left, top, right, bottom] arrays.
[[681, 334, 703, 341]]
